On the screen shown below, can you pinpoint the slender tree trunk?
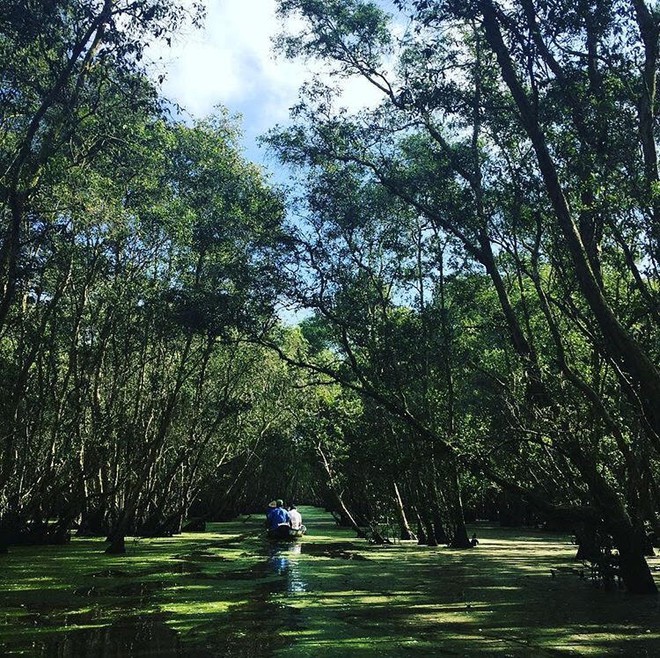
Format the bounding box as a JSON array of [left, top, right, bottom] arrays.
[[581, 455, 658, 594], [447, 463, 472, 549], [632, 0, 660, 263], [316, 442, 364, 536], [393, 482, 415, 540]]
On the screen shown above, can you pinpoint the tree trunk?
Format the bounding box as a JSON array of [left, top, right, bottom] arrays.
[[480, 0, 660, 444], [316, 442, 364, 536], [105, 534, 126, 555], [423, 518, 439, 546], [585, 459, 658, 594], [447, 466, 472, 549], [611, 527, 657, 595], [393, 482, 415, 540]]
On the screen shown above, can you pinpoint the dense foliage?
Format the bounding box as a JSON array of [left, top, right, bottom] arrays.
[[0, 0, 303, 553], [265, 0, 660, 593]]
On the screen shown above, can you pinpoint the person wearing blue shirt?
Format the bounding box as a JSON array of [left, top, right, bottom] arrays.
[[266, 499, 291, 539]]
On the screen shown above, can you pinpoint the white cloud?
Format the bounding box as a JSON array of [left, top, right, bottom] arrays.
[[146, 0, 398, 163], [148, 1, 301, 117]]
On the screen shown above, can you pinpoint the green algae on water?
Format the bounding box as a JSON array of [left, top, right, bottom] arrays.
[[2, 507, 660, 656]]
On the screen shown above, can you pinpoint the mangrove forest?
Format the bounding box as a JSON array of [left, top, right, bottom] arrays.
[[1, 0, 660, 655]]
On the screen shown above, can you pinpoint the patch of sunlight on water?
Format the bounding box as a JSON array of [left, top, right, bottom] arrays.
[[4, 512, 660, 657]]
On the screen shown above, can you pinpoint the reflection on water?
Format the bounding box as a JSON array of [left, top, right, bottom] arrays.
[[267, 542, 308, 593]]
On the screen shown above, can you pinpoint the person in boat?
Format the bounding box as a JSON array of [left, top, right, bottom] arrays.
[[288, 504, 303, 531], [265, 499, 277, 526], [266, 499, 291, 539]]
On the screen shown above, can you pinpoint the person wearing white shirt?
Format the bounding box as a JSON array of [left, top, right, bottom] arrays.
[[288, 505, 303, 530]]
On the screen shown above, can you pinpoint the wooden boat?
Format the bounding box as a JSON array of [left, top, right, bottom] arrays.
[[267, 525, 306, 541]]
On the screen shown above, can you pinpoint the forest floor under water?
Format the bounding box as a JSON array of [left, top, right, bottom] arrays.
[[2, 507, 660, 656]]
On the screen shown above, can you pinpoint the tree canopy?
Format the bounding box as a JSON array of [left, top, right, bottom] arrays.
[[264, 0, 660, 593]]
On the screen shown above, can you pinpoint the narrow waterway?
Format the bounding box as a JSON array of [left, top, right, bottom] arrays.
[[0, 507, 348, 657], [2, 507, 660, 656]]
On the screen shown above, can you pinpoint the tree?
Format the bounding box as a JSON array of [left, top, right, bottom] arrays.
[[269, 0, 660, 593], [0, 0, 202, 328], [0, 5, 290, 552]]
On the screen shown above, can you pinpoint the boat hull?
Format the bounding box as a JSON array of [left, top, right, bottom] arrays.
[[267, 525, 306, 541]]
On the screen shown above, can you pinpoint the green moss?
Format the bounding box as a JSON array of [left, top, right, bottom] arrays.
[[1, 508, 660, 656]]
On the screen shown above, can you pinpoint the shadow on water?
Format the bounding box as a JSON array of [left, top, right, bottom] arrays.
[[2, 539, 311, 658], [10, 614, 195, 658], [299, 541, 369, 561]]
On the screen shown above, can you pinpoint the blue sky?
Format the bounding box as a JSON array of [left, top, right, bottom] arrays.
[[147, 0, 394, 177], [145, 0, 402, 323]]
